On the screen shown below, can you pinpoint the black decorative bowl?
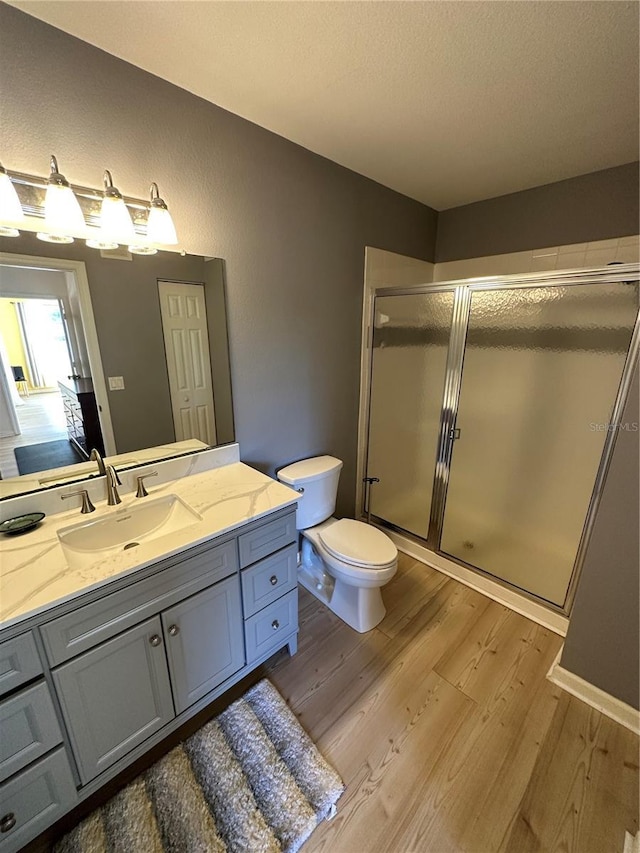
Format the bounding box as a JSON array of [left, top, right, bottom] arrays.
[[0, 512, 46, 535]]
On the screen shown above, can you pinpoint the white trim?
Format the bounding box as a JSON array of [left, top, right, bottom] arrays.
[[0, 252, 116, 455], [547, 648, 640, 736], [384, 527, 568, 636]]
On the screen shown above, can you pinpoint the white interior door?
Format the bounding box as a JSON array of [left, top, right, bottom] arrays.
[[158, 281, 216, 445]]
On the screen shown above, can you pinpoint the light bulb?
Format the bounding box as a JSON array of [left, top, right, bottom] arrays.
[[146, 182, 178, 245], [0, 165, 25, 236]]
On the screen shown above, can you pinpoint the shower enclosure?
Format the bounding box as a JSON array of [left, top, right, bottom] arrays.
[[364, 266, 639, 611]]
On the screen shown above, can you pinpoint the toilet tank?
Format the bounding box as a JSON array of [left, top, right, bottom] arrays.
[[277, 456, 343, 530]]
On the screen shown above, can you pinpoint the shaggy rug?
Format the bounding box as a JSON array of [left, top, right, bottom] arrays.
[[53, 679, 344, 853]]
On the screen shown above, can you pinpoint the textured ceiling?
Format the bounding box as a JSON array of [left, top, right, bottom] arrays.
[[10, 0, 640, 210]]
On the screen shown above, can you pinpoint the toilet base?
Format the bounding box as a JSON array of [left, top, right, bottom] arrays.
[[298, 566, 387, 633]]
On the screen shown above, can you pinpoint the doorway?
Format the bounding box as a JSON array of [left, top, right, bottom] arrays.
[[0, 254, 115, 481]]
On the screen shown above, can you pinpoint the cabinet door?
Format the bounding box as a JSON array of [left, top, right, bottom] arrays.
[[162, 576, 244, 715], [52, 616, 174, 785], [0, 747, 77, 853]]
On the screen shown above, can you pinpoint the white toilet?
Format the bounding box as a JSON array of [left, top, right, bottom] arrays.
[[277, 455, 397, 633]]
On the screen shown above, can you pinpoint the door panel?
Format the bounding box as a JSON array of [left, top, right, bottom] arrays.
[[367, 291, 455, 537], [162, 577, 244, 714], [440, 281, 639, 606], [159, 281, 216, 444], [52, 616, 174, 784]]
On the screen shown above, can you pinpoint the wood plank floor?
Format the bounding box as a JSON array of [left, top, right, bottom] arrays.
[[265, 553, 639, 853], [0, 390, 67, 478]]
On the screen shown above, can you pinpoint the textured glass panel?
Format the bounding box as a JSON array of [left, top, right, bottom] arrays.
[[367, 291, 455, 537], [441, 281, 638, 606]]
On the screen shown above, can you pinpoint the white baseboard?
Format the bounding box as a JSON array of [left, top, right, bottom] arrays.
[[384, 528, 568, 636], [547, 649, 640, 736]]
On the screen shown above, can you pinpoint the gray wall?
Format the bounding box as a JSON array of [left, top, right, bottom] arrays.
[[436, 162, 640, 262], [561, 360, 639, 710], [0, 3, 437, 516]]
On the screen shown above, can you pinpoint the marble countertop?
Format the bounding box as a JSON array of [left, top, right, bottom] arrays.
[[0, 462, 299, 631]]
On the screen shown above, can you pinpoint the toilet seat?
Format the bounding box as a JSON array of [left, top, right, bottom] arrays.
[[318, 519, 397, 569]]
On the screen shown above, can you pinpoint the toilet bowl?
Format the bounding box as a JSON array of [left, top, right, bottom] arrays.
[[277, 456, 397, 633]]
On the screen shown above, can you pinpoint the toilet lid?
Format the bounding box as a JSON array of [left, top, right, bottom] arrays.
[[319, 519, 397, 568]]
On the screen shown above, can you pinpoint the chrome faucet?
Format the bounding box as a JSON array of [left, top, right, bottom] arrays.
[[89, 448, 106, 476], [105, 465, 122, 506]]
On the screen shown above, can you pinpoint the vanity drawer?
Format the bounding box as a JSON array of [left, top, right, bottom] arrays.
[[41, 539, 238, 666], [241, 544, 297, 618], [244, 589, 298, 664], [0, 747, 77, 853], [0, 633, 42, 698], [238, 512, 297, 568], [0, 682, 63, 784]]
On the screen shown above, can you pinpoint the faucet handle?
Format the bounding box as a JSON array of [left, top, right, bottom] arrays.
[[61, 489, 95, 514], [136, 471, 158, 498]]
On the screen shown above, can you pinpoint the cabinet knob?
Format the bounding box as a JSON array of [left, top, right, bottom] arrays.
[[149, 634, 162, 647], [168, 624, 180, 637], [272, 619, 280, 631], [270, 575, 278, 586], [0, 813, 16, 833]]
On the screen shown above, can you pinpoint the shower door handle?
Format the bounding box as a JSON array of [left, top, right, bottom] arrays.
[[449, 428, 461, 441]]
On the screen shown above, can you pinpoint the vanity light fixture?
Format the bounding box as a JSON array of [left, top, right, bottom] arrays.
[[146, 182, 178, 245], [86, 170, 135, 250], [0, 163, 25, 236], [37, 155, 86, 244], [0, 157, 181, 252]]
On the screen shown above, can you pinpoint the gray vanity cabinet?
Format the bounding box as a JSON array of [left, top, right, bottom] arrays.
[[162, 576, 244, 714], [0, 504, 298, 852], [52, 616, 175, 784]]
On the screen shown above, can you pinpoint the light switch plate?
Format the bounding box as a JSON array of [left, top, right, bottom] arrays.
[[108, 376, 125, 391]]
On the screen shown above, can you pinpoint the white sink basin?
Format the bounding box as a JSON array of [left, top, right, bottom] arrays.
[[58, 494, 202, 569]]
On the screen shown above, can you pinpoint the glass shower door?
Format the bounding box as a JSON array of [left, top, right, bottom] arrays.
[[367, 290, 455, 538], [440, 281, 639, 606]]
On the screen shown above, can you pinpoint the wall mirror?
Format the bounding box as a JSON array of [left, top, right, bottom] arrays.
[[0, 232, 234, 500]]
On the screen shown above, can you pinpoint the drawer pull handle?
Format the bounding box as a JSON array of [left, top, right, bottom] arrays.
[[0, 813, 16, 833], [149, 634, 162, 647], [272, 620, 280, 630], [270, 575, 278, 586], [168, 624, 180, 637]]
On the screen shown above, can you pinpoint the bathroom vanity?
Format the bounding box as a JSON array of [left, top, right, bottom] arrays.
[[0, 448, 299, 852]]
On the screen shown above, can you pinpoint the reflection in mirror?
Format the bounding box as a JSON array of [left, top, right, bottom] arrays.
[[0, 232, 234, 500]]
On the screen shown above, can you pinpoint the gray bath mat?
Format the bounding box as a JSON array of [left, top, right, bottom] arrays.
[[54, 679, 344, 853]]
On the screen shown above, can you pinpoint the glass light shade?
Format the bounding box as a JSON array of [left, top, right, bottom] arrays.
[[128, 242, 158, 255], [43, 182, 86, 239], [147, 204, 178, 245], [85, 234, 118, 250], [0, 171, 25, 235], [101, 195, 135, 242], [36, 231, 74, 244], [86, 195, 135, 250]]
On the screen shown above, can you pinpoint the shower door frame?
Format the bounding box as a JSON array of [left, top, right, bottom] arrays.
[[362, 263, 640, 616]]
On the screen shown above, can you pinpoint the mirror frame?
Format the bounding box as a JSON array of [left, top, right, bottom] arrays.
[[0, 244, 234, 500]]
